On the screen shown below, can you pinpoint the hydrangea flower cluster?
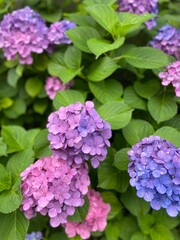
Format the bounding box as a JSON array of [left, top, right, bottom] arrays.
[[47, 20, 76, 45], [128, 135, 180, 217], [20, 156, 90, 227], [47, 101, 112, 168], [117, 0, 158, 29], [64, 189, 110, 239], [159, 61, 180, 97], [149, 25, 180, 59], [25, 232, 43, 240], [45, 76, 74, 100], [0, 7, 76, 64]]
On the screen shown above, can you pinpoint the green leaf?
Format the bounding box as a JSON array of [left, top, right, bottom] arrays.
[[38, 9, 61, 22], [64, 46, 82, 69], [101, 191, 122, 220], [1, 126, 26, 153], [0, 80, 18, 98], [16, 64, 24, 76], [121, 188, 150, 217], [0, 138, 7, 156], [33, 100, 48, 115], [53, 90, 85, 109], [0, 164, 12, 193], [86, 4, 119, 35], [33, 129, 52, 158], [0, 210, 29, 240], [87, 37, 125, 58], [150, 224, 173, 240], [138, 214, 155, 234], [97, 101, 133, 130], [98, 161, 129, 193], [84, 0, 116, 6], [134, 79, 161, 99], [6, 150, 34, 179], [87, 56, 118, 81], [89, 79, 123, 103], [165, 114, 180, 131], [119, 216, 139, 240], [25, 77, 43, 98], [147, 95, 177, 123], [105, 220, 121, 240], [0, 97, 13, 110], [7, 68, 20, 88], [66, 26, 101, 53], [4, 98, 26, 119], [114, 148, 130, 171], [0, 178, 22, 213], [131, 232, 149, 240], [124, 86, 146, 110], [122, 119, 154, 145], [154, 126, 180, 147], [67, 196, 89, 222], [122, 47, 169, 69]]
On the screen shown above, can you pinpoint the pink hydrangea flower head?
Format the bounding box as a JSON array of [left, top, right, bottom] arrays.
[[0, 6, 49, 64], [64, 189, 110, 239], [20, 156, 90, 227], [149, 25, 180, 59], [159, 61, 180, 97], [47, 101, 112, 168], [117, 0, 158, 29], [45, 76, 74, 100], [47, 20, 76, 45]]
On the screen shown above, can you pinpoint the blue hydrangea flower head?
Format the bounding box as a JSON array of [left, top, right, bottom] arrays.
[[25, 231, 42, 240], [128, 135, 180, 217]]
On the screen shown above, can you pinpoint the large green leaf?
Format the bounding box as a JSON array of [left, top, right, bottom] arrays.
[[124, 86, 146, 110], [89, 79, 123, 103], [150, 224, 173, 240], [64, 46, 82, 70], [0, 138, 7, 156], [105, 220, 121, 240], [138, 214, 155, 234], [97, 101, 133, 130], [0, 210, 29, 240], [4, 99, 26, 119], [114, 148, 130, 171], [0, 164, 12, 193], [147, 95, 177, 123], [7, 69, 20, 88], [25, 77, 43, 98]]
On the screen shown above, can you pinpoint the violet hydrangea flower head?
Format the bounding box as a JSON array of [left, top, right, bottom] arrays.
[[128, 135, 180, 217], [47, 20, 76, 45], [64, 189, 110, 239], [20, 155, 90, 227], [45, 76, 74, 100], [47, 101, 112, 168], [117, 0, 158, 29], [0, 6, 49, 64], [25, 232, 43, 240], [159, 61, 180, 97], [149, 25, 180, 59]]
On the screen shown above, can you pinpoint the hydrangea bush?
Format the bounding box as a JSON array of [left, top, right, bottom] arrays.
[[0, 0, 179, 240]]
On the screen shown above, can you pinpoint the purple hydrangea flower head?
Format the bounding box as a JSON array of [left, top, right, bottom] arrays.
[[159, 61, 180, 97], [128, 135, 180, 217], [25, 232, 43, 240], [45, 76, 74, 100], [47, 20, 76, 45], [117, 0, 158, 29], [47, 101, 112, 168], [20, 156, 90, 227], [64, 189, 110, 239], [149, 25, 180, 59], [0, 6, 49, 64]]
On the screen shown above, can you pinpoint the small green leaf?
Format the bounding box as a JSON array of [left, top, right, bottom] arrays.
[[33, 100, 48, 115], [105, 220, 121, 240], [53, 90, 85, 109], [124, 86, 146, 110], [0, 164, 12, 193], [89, 79, 123, 103], [0, 97, 13, 109], [150, 224, 173, 240], [84, 0, 116, 6], [130, 232, 148, 240], [119, 216, 139, 240], [38, 9, 61, 22], [87, 56, 118, 81], [64, 46, 82, 69], [4, 98, 26, 119], [25, 77, 43, 98], [122, 119, 154, 145], [114, 148, 130, 171], [7, 68, 20, 88], [147, 95, 177, 123], [138, 214, 155, 234], [97, 101, 133, 130], [0, 138, 7, 156]]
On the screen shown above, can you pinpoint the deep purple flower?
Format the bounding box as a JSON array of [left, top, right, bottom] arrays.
[[20, 156, 90, 227], [47, 101, 112, 168], [149, 25, 180, 59], [25, 232, 42, 240], [45, 76, 74, 100], [159, 61, 180, 97], [64, 189, 110, 239], [117, 0, 158, 29], [0, 6, 49, 64], [128, 135, 180, 217]]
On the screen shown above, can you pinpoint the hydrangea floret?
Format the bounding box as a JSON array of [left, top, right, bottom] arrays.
[[47, 101, 112, 168], [149, 24, 180, 59], [159, 61, 180, 97], [117, 0, 158, 29], [20, 156, 90, 227], [45, 76, 74, 100], [128, 135, 180, 217], [25, 231, 43, 240], [64, 189, 110, 239]]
